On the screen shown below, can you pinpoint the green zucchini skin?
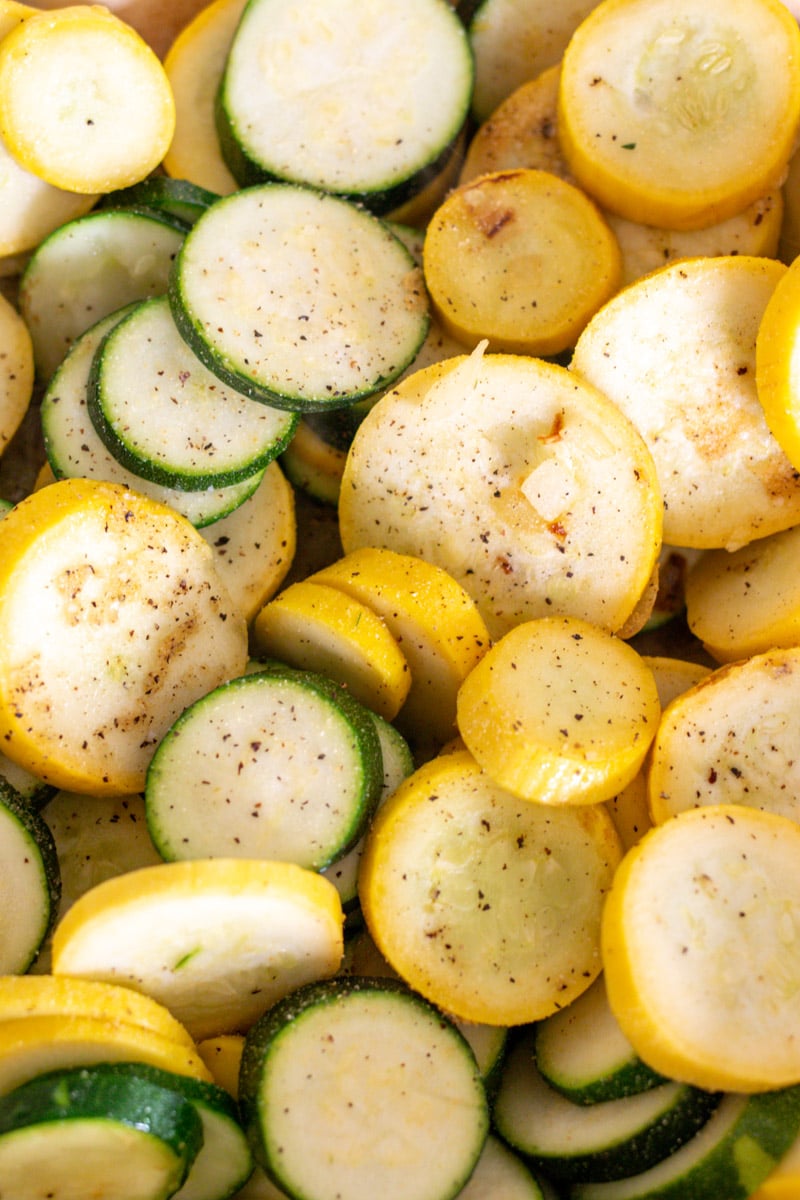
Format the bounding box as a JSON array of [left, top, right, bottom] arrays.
[[568, 1086, 800, 1200], [99, 178, 221, 227], [492, 1030, 720, 1185], [0, 1062, 204, 1199], [239, 975, 489, 1200], [0, 778, 61, 974]]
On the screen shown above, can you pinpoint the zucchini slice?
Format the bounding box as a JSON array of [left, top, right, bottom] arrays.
[[0, 778, 60, 974], [19, 206, 186, 383], [458, 1133, 548, 1199], [41, 306, 266, 529], [534, 974, 666, 1106], [0, 1064, 203, 1200], [570, 1087, 800, 1200], [216, 0, 472, 213], [100, 177, 220, 227], [239, 976, 489, 1200], [493, 1029, 718, 1184], [169, 183, 429, 412], [87, 295, 297, 491], [145, 666, 383, 870]]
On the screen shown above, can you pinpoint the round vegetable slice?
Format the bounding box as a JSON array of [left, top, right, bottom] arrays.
[[684, 525, 800, 663], [456, 616, 661, 806], [50, 858, 344, 1040], [571, 254, 800, 551], [569, 1088, 800, 1200], [0, 1063, 204, 1200], [0, 778, 60, 974], [338, 346, 663, 641], [602, 804, 800, 1092], [557, 0, 800, 230], [169, 183, 430, 411], [144, 667, 383, 870], [252, 579, 411, 721], [0, 282, 33, 454], [423, 167, 621, 356], [0, 478, 249, 796], [239, 976, 489, 1200], [756, 250, 800, 471], [0, 5, 175, 193], [646, 647, 800, 826], [359, 748, 622, 1025]]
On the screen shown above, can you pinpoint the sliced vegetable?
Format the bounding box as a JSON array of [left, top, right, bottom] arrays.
[[41, 305, 266, 529], [216, 0, 473, 213], [0, 286, 32, 456], [456, 615, 661, 806], [646, 647, 800, 826], [0, 1062, 204, 1200], [493, 1028, 718, 1184], [557, 0, 800, 229], [51, 858, 344, 1040], [169, 182, 429, 411], [238, 976, 489, 1200], [0, 5, 175, 193], [252, 579, 411, 722], [100, 177, 220, 227], [144, 666, 383, 870], [311, 546, 490, 750], [339, 346, 663, 642], [602, 805, 800, 1092], [87, 294, 297, 491], [756, 249, 800, 470], [359, 748, 622, 1025], [0, 778, 60, 973], [0, 478, 248, 795], [423, 167, 621, 356], [571, 255, 800, 551]]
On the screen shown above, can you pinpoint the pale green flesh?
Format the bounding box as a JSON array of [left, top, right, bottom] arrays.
[[0, 800, 55, 974]]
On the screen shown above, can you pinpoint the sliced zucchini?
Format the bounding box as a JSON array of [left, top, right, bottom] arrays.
[[19, 207, 186, 382], [493, 1029, 719, 1184], [145, 666, 383, 870], [100, 177, 220, 227], [239, 976, 489, 1200], [87, 295, 297, 491], [534, 974, 666, 1106], [0, 1063, 203, 1200], [216, 0, 472, 213], [102, 1062, 254, 1200], [169, 183, 429, 411], [569, 1087, 800, 1200], [41, 305, 266, 529], [456, 1134, 548, 1200], [0, 778, 60, 974]]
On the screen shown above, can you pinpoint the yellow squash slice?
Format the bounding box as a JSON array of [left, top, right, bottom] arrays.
[[312, 547, 490, 750], [685, 524, 800, 663], [51, 858, 344, 1041], [0, 286, 32, 455], [756, 251, 800, 471], [0, 478, 248, 796], [0, 1013, 212, 1099], [339, 346, 663, 642], [359, 748, 623, 1026], [423, 167, 621, 356], [647, 646, 800, 827], [602, 804, 800, 1092], [252, 579, 411, 722], [557, 0, 800, 230], [571, 254, 800, 551], [0, 5, 175, 193], [456, 616, 661, 806]]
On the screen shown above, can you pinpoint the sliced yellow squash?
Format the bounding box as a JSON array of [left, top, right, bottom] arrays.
[[0, 286, 32, 456], [756, 250, 800, 471], [423, 167, 621, 356], [456, 616, 661, 806], [0, 5, 175, 193], [557, 0, 800, 230], [0, 477, 248, 795], [51, 858, 344, 1041], [359, 748, 622, 1026], [602, 804, 800, 1092], [252, 579, 411, 722]]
